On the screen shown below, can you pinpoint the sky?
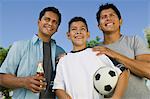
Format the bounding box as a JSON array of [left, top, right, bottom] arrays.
[[0, 0, 150, 52]]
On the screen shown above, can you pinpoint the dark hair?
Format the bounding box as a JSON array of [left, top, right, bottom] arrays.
[[39, 7, 61, 26], [68, 16, 88, 32], [96, 3, 121, 24]]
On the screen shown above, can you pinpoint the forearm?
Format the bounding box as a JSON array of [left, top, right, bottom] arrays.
[[114, 53, 150, 78], [0, 74, 25, 89], [125, 59, 150, 79], [93, 46, 150, 78], [112, 69, 129, 99], [55, 89, 72, 99]]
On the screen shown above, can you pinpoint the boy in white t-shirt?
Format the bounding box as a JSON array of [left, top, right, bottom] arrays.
[[53, 17, 129, 99]]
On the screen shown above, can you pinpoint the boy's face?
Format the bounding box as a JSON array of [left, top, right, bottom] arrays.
[[38, 11, 59, 37], [98, 8, 122, 33], [67, 21, 89, 48]]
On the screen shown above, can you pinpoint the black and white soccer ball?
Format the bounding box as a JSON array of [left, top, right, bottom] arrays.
[[93, 66, 119, 95]]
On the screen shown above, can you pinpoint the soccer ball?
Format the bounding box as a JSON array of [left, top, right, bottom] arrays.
[[93, 66, 119, 95]]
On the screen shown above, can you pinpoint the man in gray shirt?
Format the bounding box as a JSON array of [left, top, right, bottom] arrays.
[[93, 3, 150, 99]]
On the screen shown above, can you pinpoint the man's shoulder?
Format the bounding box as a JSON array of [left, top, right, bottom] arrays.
[[122, 35, 140, 40], [51, 39, 65, 57], [121, 35, 145, 45], [11, 40, 31, 50], [14, 40, 31, 45], [55, 45, 65, 57], [56, 45, 64, 51]]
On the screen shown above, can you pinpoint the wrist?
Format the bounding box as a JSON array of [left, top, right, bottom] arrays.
[[19, 77, 27, 88]]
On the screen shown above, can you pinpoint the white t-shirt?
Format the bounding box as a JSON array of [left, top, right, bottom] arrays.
[[53, 48, 121, 99]]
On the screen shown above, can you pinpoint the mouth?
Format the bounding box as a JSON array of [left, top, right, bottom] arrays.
[[105, 22, 114, 27], [75, 35, 83, 39], [44, 25, 53, 31], [46, 27, 52, 31]]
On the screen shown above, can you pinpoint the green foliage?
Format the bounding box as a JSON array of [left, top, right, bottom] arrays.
[[144, 27, 150, 48], [0, 48, 9, 66], [87, 36, 102, 47], [0, 46, 12, 99]]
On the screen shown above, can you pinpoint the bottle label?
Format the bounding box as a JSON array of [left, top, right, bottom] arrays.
[[37, 62, 44, 74]]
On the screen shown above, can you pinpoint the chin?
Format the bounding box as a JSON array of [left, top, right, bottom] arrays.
[[43, 32, 52, 36], [74, 42, 85, 46]]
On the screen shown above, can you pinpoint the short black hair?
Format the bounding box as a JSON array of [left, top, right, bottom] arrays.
[[96, 3, 121, 24], [68, 16, 88, 32], [39, 7, 61, 26]]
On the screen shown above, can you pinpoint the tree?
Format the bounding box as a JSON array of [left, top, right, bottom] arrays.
[[87, 36, 102, 47], [0, 46, 12, 99], [0, 47, 9, 66], [144, 27, 150, 48]]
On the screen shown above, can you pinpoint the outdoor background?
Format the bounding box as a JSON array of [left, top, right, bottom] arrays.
[[0, 0, 150, 98], [0, 0, 150, 52]]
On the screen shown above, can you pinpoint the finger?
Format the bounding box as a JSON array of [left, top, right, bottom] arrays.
[[93, 46, 104, 49], [29, 76, 42, 87], [35, 75, 46, 81], [33, 80, 46, 91], [93, 46, 106, 52], [39, 81, 47, 90], [31, 88, 39, 93], [96, 53, 103, 56], [30, 83, 42, 93], [92, 46, 100, 51]]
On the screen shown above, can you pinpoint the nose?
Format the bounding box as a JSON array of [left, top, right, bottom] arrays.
[[76, 30, 81, 34], [47, 20, 53, 26], [106, 15, 111, 21]]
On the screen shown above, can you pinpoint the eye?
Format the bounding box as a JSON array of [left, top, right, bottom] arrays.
[[110, 13, 115, 17], [71, 28, 76, 31], [81, 27, 86, 31], [52, 20, 58, 25], [44, 17, 50, 22], [101, 15, 107, 20]]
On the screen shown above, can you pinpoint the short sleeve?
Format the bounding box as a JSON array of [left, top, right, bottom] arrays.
[[133, 35, 150, 56], [98, 54, 123, 75], [53, 58, 65, 90], [0, 41, 23, 75]]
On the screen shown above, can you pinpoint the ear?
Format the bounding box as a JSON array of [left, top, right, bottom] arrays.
[[87, 32, 90, 38], [98, 24, 101, 30], [38, 20, 40, 25], [66, 32, 71, 39], [119, 19, 123, 26], [55, 28, 58, 32]]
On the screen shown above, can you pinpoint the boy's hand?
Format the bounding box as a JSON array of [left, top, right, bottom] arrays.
[[55, 89, 72, 99]]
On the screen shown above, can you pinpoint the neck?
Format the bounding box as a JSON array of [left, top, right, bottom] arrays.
[[73, 45, 86, 52], [103, 31, 121, 45], [38, 32, 51, 42]]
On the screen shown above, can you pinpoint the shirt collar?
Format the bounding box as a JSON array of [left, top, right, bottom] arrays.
[[32, 34, 42, 45], [31, 34, 56, 45]]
